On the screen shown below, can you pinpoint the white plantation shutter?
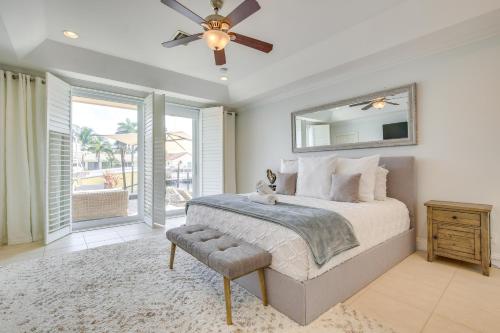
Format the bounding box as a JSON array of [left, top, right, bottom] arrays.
[[200, 107, 224, 196], [143, 93, 165, 226], [45, 73, 72, 244]]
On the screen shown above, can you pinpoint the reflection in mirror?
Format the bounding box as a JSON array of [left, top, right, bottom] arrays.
[[292, 84, 416, 152]]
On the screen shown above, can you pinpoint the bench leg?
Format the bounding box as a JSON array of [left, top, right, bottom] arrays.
[[223, 277, 233, 325], [169, 243, 176, 269], [257, 268, 268, 306]]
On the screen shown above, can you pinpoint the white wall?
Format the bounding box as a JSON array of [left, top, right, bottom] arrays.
[[236, 35, 500, 266]]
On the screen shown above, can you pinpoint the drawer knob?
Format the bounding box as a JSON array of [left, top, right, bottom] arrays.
[[433, 236, 438, 240], [452, 216, 457, 220]]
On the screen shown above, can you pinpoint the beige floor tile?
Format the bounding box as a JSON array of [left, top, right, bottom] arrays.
[[44, 243, 88, 257], [349, 288, 430, 333], [434, 270, 500, 332], [367, 268, 449, 312], [86, 238, 124, 249], [83, 229, 122, 244], [422, 314, 479, 333], [0, 246, 45, 265], [45, 233, 86, 249], [115, 225, 155, 237]]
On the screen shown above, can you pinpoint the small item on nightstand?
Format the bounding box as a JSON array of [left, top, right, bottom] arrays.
[[266, 169, 277, 191], [425, 200, 493, 276]]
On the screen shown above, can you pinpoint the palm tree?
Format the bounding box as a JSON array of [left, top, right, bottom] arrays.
[[87, 137, 112, 170], [77, 126, 95, 167], [116, 118, 138, 192]]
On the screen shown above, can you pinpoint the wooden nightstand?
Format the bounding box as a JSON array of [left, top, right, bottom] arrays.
[[425, 200, 493, 276]]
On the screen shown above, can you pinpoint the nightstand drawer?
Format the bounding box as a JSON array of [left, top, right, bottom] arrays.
[[433, 209, 480, 226]]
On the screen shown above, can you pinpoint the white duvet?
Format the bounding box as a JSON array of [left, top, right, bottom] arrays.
[[186, 194, 410, 281]]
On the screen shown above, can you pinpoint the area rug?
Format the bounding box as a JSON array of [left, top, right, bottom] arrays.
[[0, 236, 394, 333]]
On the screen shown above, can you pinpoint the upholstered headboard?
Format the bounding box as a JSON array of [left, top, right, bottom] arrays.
[[379, 156, 416, 227]]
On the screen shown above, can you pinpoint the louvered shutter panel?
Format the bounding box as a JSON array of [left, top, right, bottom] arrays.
[[200, 107, 224, 196], [143, 93, 165, 226], [45, 73, 72, 244]]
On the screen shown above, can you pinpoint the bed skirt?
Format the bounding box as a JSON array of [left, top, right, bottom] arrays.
[[234, 227, 416, 325]]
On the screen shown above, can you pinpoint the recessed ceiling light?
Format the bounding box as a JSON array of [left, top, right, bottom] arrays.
[[63, 30, 79, 39], [220, 75, 228, 81]]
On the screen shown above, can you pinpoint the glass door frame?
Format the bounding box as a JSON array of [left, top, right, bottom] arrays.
[[165, 103, 200, 217], [71, 87, 145, 230]]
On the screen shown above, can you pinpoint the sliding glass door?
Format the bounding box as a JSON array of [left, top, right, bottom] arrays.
[[165, 104, 199, 217]]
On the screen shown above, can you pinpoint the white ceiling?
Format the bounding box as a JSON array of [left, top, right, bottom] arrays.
[[1, 0, 500, 105], [43, 0, 404, 83]]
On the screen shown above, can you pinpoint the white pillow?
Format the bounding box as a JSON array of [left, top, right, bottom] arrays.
[[335, 155, 380, 202], [374, 167, 389, 201], [280, 159, 298, 173], [296, 155, 336, 199]]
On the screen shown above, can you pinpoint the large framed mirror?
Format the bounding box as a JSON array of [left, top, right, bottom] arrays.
[[291, 83, 416, 152]]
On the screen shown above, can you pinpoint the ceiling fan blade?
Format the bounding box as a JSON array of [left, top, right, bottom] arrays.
[[385, 101, 400, 105], [214, 49, 226, 65], [362, 103, 374, 111], [349, 101, 372, 107], [161, 33, 203, 48], [226, 0, 261, 28], [160, 0, 206, 25], [230, 33, 272, 53]]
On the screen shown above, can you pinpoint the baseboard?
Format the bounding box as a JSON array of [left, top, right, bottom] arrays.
[[492, 254, 500, 268], [416, 237, 427, 251]]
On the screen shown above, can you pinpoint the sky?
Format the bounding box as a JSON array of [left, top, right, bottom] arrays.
[[72, 102, 193, 136], [72, 102, 138, 135]]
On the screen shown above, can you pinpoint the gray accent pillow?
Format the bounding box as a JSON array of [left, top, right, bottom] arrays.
[[275, 172, 297, 195], [329, 173, 362, 202]]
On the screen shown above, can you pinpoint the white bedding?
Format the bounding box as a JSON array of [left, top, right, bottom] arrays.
[[186, 194, 410, 281]]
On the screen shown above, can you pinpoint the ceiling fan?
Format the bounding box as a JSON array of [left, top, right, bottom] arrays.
[[160, 0, 273, 66], [349, 97, 400, 111]]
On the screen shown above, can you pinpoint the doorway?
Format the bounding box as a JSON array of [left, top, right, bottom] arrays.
[[70, 92, 144, 230]]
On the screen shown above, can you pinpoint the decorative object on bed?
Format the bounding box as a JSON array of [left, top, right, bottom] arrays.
[[166, 224, 272, 325], [329, 173, 361, 202], [266, 169, 277, 190], [335, 155, 380, 202], [186, 194, 359, 265], [425, 200, 492, 276], [275, 172, 297, 195], [266, 169, 276, 184], [296, 155, 336, 199], [291, 84, 416, 152], [280, 159, 298, 173], [374, 166, 389, 200], [185, 156, 416, 325], [256, 180, 274, 195], [248, 193, 277, 205]]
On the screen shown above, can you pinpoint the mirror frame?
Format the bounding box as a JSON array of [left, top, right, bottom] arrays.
[[291, 83, 417, 153]]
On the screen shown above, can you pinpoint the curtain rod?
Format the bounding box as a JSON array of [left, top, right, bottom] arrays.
[[2, 72, 46, 84]]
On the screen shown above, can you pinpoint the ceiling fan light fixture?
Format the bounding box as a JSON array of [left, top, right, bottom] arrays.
[[373, 100, 386, 109], [203, 29, 230, 50]]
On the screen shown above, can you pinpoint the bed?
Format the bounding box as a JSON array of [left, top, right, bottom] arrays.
[[186, 156, 416, 325]]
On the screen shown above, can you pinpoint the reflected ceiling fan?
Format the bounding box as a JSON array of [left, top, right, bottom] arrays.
[[349, 97, 399, 111], [160, 0, 273, 66]]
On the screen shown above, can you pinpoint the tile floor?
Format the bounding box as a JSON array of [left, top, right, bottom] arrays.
[[0, 217, 186, 265], [1, 222, 499, 333]]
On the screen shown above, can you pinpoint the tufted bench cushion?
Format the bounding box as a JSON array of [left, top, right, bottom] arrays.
[[166, 224, 271, 279]]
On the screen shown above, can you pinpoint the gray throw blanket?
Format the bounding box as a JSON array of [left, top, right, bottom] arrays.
[[186, 194, 360, 266]]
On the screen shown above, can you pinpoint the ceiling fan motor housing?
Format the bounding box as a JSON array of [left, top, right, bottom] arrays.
[[204, 14, 230, 31]]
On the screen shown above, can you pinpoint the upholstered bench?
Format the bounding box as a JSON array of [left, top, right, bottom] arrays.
[[166, 224, 272, 325]]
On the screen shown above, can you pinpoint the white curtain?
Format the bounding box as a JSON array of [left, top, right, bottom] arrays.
[[0, 70, 46, 245]]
